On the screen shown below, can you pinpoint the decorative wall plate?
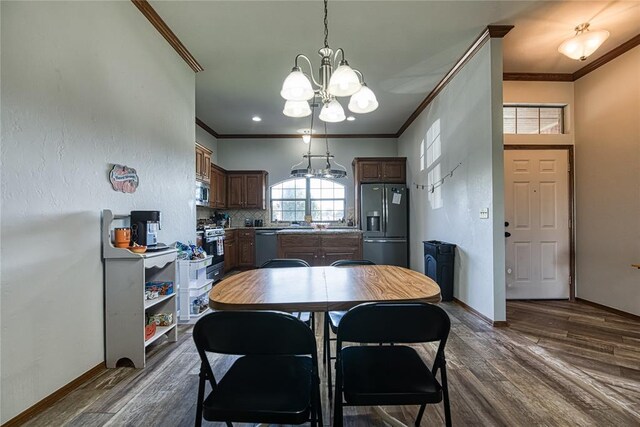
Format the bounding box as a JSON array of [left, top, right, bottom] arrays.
[[110, 164, 139, 193]]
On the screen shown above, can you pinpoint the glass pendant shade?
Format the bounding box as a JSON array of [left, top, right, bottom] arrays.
[[283, 100, 312, 118], [348, 85, 379, 114], [280, 70, 315, 101], [319, 99, 346, 122], [327, 63, 362, 97], [558, 25, 609, 61]]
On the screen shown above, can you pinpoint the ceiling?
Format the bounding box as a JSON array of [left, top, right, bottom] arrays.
[[151, 1, 640, 136]]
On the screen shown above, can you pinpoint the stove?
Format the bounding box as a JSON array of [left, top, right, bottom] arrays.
[[198, 226, 225, 280]]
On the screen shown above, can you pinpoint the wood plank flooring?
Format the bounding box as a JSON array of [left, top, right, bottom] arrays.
[[20, 301, 640, 426]]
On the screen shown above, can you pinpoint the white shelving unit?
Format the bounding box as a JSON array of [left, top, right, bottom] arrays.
[[178, 256, 214, 322], [102, 209, 178, 368]]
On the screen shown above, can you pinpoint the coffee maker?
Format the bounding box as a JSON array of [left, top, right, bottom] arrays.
[[130, 210, 161, 247]]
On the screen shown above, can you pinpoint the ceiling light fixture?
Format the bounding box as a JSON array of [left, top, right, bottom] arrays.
[[280, 0, 378, 122], [252, 116, 262, 122], [346, 116, 355, 121], [291, 98, 347, 179], [558, 23, 609, 61]]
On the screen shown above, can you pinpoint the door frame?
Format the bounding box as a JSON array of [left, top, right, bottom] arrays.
[[504, 145, 575, 300]]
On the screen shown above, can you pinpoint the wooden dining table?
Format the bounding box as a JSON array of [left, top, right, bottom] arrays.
[[209, 265, 441, 311]]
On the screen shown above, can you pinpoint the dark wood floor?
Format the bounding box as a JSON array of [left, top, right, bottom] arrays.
[[22, 301, 640, 426]]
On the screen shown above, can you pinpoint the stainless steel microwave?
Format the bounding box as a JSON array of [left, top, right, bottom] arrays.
[[195, 181, 210, 207]]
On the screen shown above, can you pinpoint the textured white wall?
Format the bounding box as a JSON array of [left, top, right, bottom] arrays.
[[503, 81, 575, 146], [0, 1, 195, 422], [574, 46, 640, 316], [398, 40, 505, 321], [217, 137, 398, 217]]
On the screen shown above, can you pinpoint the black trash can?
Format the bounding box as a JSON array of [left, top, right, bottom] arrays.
[[423, 241, 456, 301]]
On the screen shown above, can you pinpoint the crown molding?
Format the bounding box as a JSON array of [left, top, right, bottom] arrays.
[[503, 73, 573, 82], [395, 25, 513, 137], [196, 118, 220, 138], [572, 32, 640, 81], [218, 133, 397, 139], [131, 0, 203, 73]]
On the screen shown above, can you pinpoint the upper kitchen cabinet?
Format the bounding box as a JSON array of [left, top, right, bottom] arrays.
[[210, 164, 227, 209], [227, 171, 268, 209], [195, 144, 212, 182], [353, 157, 407, 183]]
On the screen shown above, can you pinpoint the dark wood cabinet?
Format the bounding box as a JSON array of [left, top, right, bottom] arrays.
[[277, 233, 362, 267], [353, 157, 406, 184], [224, 230, 237, 273], [195, 144, 212, 182], [237, 230, 255, 267], [227, 171, 268, 209], [210, 165, 227, 209]]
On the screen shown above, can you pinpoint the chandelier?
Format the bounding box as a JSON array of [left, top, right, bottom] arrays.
[[558, 23, 609, 61], [280, 0, 378, 123], [291, 98, 347, 179]]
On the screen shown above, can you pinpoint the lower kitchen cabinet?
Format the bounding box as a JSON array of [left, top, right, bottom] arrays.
[[237, 229, 255, 267], [277, 233, 362, 266], [224, 230, 237, 272]]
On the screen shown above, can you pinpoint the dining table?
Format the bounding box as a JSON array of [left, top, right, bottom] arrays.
[[209, 264, 441, 311], [208, 264, 441, 427]]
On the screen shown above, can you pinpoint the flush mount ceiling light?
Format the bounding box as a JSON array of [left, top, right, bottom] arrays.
[[280, 0, 378, 123], [252, 116, 262, 122], [558, 23, 610, 61], [291, 99, 347, 179]]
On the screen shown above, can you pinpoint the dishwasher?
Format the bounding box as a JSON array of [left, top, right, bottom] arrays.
[[255, 230, 279, 267]]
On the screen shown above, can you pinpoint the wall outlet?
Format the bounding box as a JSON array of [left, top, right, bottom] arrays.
[[480, 208, 489, 219]]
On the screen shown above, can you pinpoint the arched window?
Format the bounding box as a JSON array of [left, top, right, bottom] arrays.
[[271, 178, 345, 222]]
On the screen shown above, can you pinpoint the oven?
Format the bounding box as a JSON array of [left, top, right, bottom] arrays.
[[202, 228, 225, 281]]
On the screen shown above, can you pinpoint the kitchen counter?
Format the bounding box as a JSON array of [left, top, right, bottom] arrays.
[[223, 226, 359, 231], [276, 228, 363, 235]]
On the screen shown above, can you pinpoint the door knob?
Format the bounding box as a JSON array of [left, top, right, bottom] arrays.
[[505, 232, 511, 237], [505, 221, 510, 227]]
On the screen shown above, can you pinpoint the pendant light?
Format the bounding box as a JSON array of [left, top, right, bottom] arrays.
[[280, 0, 377, 122]]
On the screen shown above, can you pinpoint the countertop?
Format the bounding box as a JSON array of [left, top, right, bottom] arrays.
[[223, 226, 359, 232], [275, 228, 363, 235]]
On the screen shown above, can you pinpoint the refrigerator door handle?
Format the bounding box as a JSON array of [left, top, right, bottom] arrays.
[[383, 185, 388, 234]]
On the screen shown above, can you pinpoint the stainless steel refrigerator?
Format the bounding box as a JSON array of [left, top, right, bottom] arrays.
[[360, 183, 408, 267]]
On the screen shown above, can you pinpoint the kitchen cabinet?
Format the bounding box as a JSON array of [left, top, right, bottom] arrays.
[[352, 157, 406, 183], [277, 233, 362, 266], [227, 171, 268, 209], [210, 164, 227, 209], [224, 230, 237, 272], [237, 229, 255, 267], [195, 144, 212, 182]]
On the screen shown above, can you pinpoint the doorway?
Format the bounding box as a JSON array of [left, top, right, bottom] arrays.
[[504, 146, 574, 300]]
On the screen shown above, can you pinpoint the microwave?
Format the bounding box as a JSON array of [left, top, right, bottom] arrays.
[[195, 181, 210, 207]]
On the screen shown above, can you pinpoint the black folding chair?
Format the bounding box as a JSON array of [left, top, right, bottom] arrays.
[[259, 258, 315, 332], [193, 310, 322, 427], [324, 259, 376, 397], [333, 302, 452, 427]]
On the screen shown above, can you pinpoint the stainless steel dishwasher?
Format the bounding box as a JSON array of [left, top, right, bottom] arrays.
[[255, 230, 279, 267]]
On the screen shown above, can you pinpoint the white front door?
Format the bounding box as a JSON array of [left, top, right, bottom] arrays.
[[504, 149, 570, 299]]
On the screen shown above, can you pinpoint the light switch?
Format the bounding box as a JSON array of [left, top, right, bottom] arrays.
[[480, 208, 489, 219]]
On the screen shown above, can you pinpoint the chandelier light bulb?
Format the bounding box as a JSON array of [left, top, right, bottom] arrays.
[[283, 100, 312, 118], [558, 23, 609, 61], [328, 62, 362, 97], [348, 84, 379, 114], [280, 69, 315, 101], [319, 99, 346, 122]]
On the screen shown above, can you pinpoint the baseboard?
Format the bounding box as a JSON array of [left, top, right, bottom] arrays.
[[453, 298, 508, 327], [2, 363, 105, 427], [576, 298, 640, 321]]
